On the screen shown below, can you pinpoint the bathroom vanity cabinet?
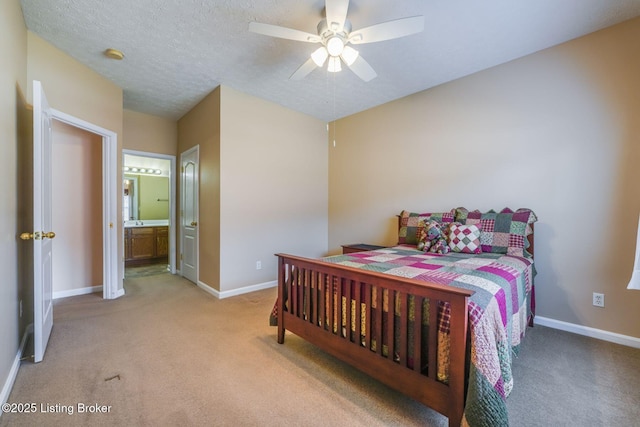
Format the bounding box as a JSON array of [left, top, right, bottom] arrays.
[[124, 226, 169, 267]]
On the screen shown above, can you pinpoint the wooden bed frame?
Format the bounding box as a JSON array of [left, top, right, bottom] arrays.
[[274, 229, 534, 426], [275, 253, 472, 425]]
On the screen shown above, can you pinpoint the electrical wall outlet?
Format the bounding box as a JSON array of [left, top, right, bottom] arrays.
[[593, 292, 605, 307], [256, 261, 262, 270]]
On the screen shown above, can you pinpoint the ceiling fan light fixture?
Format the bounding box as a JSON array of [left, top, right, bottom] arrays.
[[248, 0, 424, 82], [311, 47, 329, 67], [326, 36, 344, 56], [328, 56, 342, 73], [341, 46, 359, 66]]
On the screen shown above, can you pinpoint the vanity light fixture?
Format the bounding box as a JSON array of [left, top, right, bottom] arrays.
[[123, 166, 163, 175]]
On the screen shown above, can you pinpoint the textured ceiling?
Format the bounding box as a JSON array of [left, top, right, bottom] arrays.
[[19, 0, 640, 122]]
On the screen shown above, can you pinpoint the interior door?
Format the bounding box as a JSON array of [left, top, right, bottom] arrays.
[[181, 147, 198, 284], [32, 80, 54, 363]]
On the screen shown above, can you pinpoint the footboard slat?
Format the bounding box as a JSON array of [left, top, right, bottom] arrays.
[[318, 272, 327, 330], [354, 281, 362, 342], [364, 283, 372, 350], [345, 279, 352, 341], [311, 271, 318, 326], [375, 285, 383, 356], [276, 253, 473, 427], [304, 269, 311, 322], [328, 274, 335, 333], [428, 298, 438, 380], [291, 265, 298, 318], [333, 276, 344, 336], [399, 292, 409, 367], [386, 290, 394, 361], [413, 296, 423, 373]]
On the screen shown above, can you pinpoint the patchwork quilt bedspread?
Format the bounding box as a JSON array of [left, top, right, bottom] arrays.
[[324, 246, 534, 427]]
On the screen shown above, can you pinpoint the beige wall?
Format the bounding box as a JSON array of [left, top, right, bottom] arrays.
[[329, 18, 640, 338], [177, 88, 221, 288], [123, 109, 177, 155], [176, 86, 328, 293], [26, 33, 123, 136], [0, 0, 28, 400], [26, 31, 125, 291], [52, 121, 103, 294], [219, 86, 328, 292]]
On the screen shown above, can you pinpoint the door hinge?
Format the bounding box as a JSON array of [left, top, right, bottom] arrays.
[[180, 253, 183, 261]]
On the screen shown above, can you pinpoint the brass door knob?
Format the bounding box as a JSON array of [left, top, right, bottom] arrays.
[[190, 221, 198, 227], [20, 231, 56, 240]]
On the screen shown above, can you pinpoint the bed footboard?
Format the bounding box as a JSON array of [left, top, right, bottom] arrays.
[[276, 253, 473, 426]]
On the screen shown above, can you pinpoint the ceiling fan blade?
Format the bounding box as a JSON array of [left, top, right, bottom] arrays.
[[249, 22, 321, 43], [345, 55, 377, 82], [348, 16, 424, 44], [325, 0, 350, 33], [289, 58, 318, 80]]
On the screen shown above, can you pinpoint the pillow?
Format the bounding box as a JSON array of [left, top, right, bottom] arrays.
[[448, 223, 482, 254], [398, 209, 455, 246], [416, 220, 428, 250], [454, 207, 537, 257], [417, 220, 451, 254]]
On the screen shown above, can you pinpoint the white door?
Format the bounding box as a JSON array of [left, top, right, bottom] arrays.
[[181, 147, 199, 284], [32, 80, 54, 363]]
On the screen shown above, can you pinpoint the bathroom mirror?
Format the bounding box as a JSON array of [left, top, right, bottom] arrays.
[[123, 174, 169, 221], [123, 175, 139, 220]]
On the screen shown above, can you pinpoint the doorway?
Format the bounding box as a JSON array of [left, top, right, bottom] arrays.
[[122, 150, 177, 278], [50, 109, 120, 300], [51, 121, 104, 299]]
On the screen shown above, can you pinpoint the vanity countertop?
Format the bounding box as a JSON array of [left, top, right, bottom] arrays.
[[124, 220, 169, 228]]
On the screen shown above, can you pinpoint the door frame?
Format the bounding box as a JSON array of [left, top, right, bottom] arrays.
[[122, 149, 177, 274], [50, 109, 121, 299]]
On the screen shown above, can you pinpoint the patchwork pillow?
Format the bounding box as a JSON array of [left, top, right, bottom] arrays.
[[448, 223, 482, 254], [398, 209, 455, 246], [454, 207, 537, 257], [418, 220, 451, 254]]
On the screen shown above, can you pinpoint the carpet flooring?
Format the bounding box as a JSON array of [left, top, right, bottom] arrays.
[[2, 273, 639, 426]]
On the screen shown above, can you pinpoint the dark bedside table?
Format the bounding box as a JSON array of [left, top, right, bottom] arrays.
[[341, 243, 387, 254]]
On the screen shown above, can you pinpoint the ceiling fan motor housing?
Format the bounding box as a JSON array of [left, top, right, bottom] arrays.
[[317, 18, 352, 51]]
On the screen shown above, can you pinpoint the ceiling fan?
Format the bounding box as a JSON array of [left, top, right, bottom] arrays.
[[249, 0, 424, 82]]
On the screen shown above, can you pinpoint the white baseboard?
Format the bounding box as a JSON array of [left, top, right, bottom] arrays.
[[196, 280, 218, 298], [219, 280, 277, 299], [535, 316, 640, 349], [53, 285, 102, 300], [1, 324, 32, 411], [196, 280, 277, 300]]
